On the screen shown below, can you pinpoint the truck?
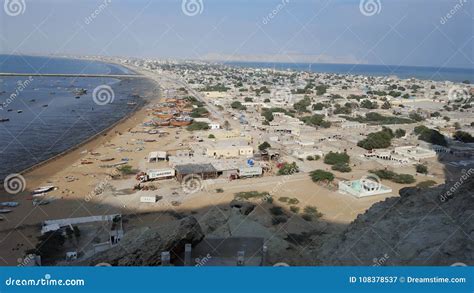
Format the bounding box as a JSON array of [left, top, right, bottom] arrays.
[[137, 168, 175, 182], [237, 166, 263, 178]]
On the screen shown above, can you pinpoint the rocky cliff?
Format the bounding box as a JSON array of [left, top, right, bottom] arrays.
[[314, 175, 474, 266]]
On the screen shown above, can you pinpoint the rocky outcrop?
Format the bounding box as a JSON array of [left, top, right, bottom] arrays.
[[84, 216, 203, 266], [315, 176, 474, 266]]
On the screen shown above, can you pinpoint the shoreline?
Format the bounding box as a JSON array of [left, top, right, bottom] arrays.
[[20, 72, 160, 192]]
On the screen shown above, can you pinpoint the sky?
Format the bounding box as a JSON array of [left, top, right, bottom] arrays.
[[0, 0, 472, 68]]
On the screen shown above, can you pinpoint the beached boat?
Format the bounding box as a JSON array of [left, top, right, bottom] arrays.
[[33, 198, 54, 206], [0, 202, 19, 207], [155, 112, 175, 120], [127, 102, 137, 106], [32, 185, 55, 194], [0, 209, 12, 214], [154, 119, 170, 126], [170, 116, 193, 127]]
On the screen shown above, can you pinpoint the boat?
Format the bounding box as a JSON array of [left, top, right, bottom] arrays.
[[75, 96, 81, 99], [0, 202, 19, 207], [32, 185, 55, 194], [33, 198, 54, 206], [0, 209, 12, 214], [17, 110, 23, 113], [7, 109, 13, 112], [42, 104, 48, 108], [0, 118, 10, 122], [170, 116, 193, 127], [127, 102, 137, 106], [73, 88, 87, 95], [154, 119, 170, 127], [155, 112, 175, 120]]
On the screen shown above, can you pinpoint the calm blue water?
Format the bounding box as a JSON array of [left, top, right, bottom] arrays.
[[0, 55, 151, 181], [225, 62, 474, 83]]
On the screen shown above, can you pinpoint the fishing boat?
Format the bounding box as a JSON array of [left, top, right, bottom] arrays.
[[73, 88, 87, 95], [32, 185, 55, 194], [0, 209, 12, 214], [127, 102, 137, 106], [33, 198, 54, 206], [0, 202, 19, 207], [170, 116, 193, 127], [154, 119, 170, 127], [17, 110, 23, 113], [0, 118, 10, 122]]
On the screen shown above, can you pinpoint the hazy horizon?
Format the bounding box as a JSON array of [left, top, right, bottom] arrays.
[[0, 0, 472, 69]]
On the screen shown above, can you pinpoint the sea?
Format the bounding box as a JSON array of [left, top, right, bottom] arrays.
[[225, 62, 474, 83], [0, 55, 154, 181]]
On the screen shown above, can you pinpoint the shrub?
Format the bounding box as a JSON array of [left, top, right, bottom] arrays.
[[287, 198, 300, 205], [415, 164, 428, 174], [310, 170, 335, 183], [331, 163, 352, 173], [278, 197, 289, 203], [269, 206, 285, 216], [290, 206, 300, 213], [215, 188, 224, 193], [306, 156, 315, 161], [369, 169, 415, 184], [258, 141, 271, 151], [416, 180, 437, 188], [117, 165, 138, 175], [235, 191, 270, 199], [208, 134, 215, 139], [187, 122, 210, 131], [324, 151, 350, 165], [277, 162, 299, 176], [357, 128, 394, 150]]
